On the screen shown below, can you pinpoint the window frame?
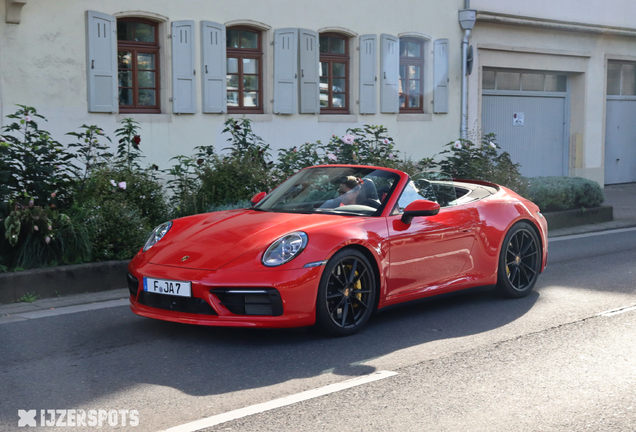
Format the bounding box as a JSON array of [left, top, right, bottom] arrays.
[[319, 32, 350, 115], [399, 37, 425, 113], [226, 26, 264, 114], [117, 17, 161, 114], [607, 60, 636, 97]]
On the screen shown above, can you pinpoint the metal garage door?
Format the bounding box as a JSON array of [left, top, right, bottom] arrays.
[[605, 61, 636, 184], [481, 70, 569, 178]]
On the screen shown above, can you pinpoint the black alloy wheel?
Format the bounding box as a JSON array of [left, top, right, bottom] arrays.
[[315, 249, 376, 336], [496, 222, 541, 298]]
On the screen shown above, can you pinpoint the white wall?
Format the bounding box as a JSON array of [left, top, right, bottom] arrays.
[[0, 0, 465, 171]]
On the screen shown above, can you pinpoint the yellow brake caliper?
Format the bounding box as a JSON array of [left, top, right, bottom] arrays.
[[346, 265, 362, 306]]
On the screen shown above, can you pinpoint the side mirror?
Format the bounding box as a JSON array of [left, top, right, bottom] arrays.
[[401, 199, 440, 224], [250, 191, 267, 206]]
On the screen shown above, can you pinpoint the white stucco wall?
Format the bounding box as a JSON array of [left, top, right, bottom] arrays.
[[0, 0, 465, 171]]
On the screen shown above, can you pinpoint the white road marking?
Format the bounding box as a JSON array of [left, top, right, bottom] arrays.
[[550, 226, 636, 242], [597, 304, 636, 317], [162, 370, 399, 432], [0, 299, 129, 325]]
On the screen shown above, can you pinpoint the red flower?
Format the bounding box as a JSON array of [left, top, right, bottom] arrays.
[[132, 135, 141, 145]]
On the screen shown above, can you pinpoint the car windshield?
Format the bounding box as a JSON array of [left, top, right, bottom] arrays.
[[254, 166, 401, 216], [396, 171, 458, 212]]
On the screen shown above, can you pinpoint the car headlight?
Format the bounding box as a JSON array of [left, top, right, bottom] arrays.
[[262, 232, 308, 267], [143, 221, 173, 252]]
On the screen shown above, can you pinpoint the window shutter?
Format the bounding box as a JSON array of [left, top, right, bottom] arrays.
[[433, 39, 449, 114], [359, 34, 377, 115], [201, 21, 226, 113], [172, 20, 196, 114], [298, 29, 319, 114], [380, 34, 399, 114], [86, 11, 117, 113], [273, 28, 298, 114]]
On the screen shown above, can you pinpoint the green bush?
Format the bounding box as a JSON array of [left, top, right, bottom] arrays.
[[0, 205, 91, 270], [527, 176, 604, 212], [167, 119, 275, 214], [0, 105, 75, 216], [81, 199, 148, 261], [79, 166, 168, 227], [434, 133, 528, 195]]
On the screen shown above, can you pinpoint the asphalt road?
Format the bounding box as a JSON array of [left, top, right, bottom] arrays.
[[1, 229, 636, 431]]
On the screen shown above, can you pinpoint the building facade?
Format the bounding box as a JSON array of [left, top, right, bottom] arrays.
[[468, 0, 636, 185], [0, 0, 466, 171]]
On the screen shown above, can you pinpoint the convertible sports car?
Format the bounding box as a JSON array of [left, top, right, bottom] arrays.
[[128, 165, 547, 336]]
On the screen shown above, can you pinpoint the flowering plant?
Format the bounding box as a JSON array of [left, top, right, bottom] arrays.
[[321, 125, 399, 167], [67, 124, 113, 191], [114, 118, 144, 171], [436, 133, 528, 195], [0, 105, 75, 217]]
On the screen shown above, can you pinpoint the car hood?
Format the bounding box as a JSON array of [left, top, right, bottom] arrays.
[[145, 209, 344, 271]]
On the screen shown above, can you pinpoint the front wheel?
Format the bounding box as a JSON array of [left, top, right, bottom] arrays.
[[496, 222, 541, 298], [315, 249, 376, 336]]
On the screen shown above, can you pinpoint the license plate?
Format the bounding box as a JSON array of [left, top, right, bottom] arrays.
[[143, 277, 191, 297]]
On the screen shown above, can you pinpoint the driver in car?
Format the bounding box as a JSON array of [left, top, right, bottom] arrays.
[[320, 176, 361, 208]]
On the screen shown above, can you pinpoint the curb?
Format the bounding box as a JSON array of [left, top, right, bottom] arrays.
[[0, 260, 129, 305], [544, 205, 613, 230]]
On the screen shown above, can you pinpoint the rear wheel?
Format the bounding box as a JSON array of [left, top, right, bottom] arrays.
[[315, 249, 376, 336], [496, 222, 541, 298]]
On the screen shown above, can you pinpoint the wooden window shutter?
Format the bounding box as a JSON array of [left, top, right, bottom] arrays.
[[359, 34, 377, 114], [86, 11, 118, 113], [433, 39, 449, 114], [380, 34, 399, 114], [172, 20, 197, 114], [273, 28, 298, 115], [298, 29, 319, 114], [201, 21, 226, 113]]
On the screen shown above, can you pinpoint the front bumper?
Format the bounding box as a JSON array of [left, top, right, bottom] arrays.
[[128, 258, 323, 328]]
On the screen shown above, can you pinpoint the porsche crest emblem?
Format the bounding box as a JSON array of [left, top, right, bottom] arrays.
[[181, 256, 190, 262]]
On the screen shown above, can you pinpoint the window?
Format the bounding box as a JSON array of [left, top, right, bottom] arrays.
[[482, 69, 567, 92], [607, 61, 636, 96], [117, 18, 160, 113], [399, 38, 424, 113], [226, 26, 263, 113], [319, 33, 349, 114]]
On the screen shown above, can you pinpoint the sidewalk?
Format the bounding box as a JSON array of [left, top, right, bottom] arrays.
[[548, 182, 636, 237], [2, 183, 635, 316]]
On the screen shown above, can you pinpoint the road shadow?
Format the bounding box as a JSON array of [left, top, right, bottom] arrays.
[[0, 287, 538, 422]]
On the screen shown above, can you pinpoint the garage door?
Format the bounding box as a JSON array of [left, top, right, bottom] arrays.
[[481, 70, 569, 178], [605, 61, 636, 184]]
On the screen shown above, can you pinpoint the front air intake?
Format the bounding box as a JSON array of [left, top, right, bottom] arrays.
[[211, 288, 283, 316]]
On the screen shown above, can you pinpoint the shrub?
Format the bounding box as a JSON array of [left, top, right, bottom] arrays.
[[0, 105, 75, 216], [527, 176, 604, 212], [435, 133, 528, 195], [67, 124, 113, 192], [0, 203, 91, 270], [81, 199, 148, 261], [322, 125, 399, 167], [169, 119, 276, 212], [79, 166, 168, 227]]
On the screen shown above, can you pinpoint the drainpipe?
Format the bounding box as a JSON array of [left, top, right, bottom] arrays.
[[459, 6, 476, 140]]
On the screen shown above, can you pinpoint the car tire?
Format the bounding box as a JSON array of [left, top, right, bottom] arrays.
[[315, 249, 376, 336], [496, 221, 542, 298]]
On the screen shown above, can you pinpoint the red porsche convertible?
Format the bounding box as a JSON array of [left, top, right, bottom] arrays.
[[128, 165, 547, 336]]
